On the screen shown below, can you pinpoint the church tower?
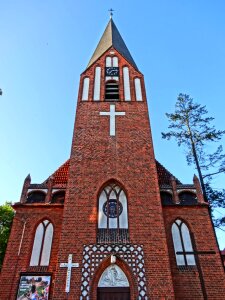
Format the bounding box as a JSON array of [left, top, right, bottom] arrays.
[[52, 18, 175, 298], [1, 17, 225, 300]]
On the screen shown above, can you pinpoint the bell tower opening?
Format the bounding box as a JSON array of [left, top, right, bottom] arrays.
[[105, 80, 119, 101]]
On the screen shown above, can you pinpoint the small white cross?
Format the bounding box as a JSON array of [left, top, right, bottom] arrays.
[[100, 104, 126, 136], [60, 254, 79, 293]]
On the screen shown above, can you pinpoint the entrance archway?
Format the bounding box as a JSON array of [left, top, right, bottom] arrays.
[[97, 264, 130, 300]]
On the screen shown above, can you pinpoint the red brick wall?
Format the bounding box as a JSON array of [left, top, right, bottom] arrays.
[[2, 46, 225, 300], [163, 205, 225, 299], [0, 204, 63, 300], [52, 49, 175, 299]]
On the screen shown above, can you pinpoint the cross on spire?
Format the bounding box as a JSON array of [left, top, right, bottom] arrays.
[[109, 8, 114, 19]]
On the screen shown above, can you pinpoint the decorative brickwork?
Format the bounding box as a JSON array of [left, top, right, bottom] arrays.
[[80, 244, 147, 299]]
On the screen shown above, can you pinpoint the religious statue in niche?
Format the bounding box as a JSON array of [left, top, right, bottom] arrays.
[[98, 265, 129, 287]]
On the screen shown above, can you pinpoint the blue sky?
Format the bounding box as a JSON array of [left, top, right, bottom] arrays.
[[0, 1, 225, 247]]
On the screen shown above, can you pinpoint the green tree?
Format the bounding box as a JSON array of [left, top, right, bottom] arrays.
[[0, 202, 14, 269], [162, 93, 225, 227]]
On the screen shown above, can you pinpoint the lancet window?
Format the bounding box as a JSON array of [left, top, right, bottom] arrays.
[[134, 77, 143, 101], [123, 67, 131, 101], [105, 56, 118, 67], [98, 182, 129, 243], [172, 219, 196, 266], [81, 77, 90, 101], [94, 66, 101, 101], [30, 219, 53, 266]]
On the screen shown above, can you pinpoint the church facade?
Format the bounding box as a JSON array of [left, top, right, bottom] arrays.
[[1, 18, 225, 300]]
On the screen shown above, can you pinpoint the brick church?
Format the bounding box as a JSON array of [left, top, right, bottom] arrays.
[[1, 17, 225, 300]]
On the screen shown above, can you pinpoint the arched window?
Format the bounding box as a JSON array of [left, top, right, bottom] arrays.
[[105, 80, 119, 100], [51, 191, 65, 204], [81, 77, 90, 101], [98, 182, 128, 243], [30, 220, 53, 266], [134, 78, 143, 101], [160, 192, 173, 205], [26, 191, 46, 203], [172, 219, 196, 266], [179, 192, 197, 205], [123, 67, 131, 101], [105, 56, 118, 67], [94, 66, 101, 101]]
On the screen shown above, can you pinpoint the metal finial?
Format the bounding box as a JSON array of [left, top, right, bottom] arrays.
[[109, 8, 114, 19]]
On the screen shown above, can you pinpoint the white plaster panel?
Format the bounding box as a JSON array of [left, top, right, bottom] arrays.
[[113, 57, 118, 67], [94, 67, 101, 101], [178, 189, 196, 194], [172, 223, 185, 265], [134, 78, 143, 101], [40, 223, 53, 266], [123, 67, 131, 101], [52, 189, 64, 192], [82, 78, 90, 101], [28, 189, 47, 193], [98, 191, 107, 228], [106, 57, 112, 67], [119, 191, 128, 228], [106, 77, 118, 82], [30, 223, 44, 266]]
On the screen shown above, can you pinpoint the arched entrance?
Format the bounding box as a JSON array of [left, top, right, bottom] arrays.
[[97, 264, 130, 300]]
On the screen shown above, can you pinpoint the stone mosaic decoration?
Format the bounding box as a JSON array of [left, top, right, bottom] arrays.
[[80, 244, 148, 300]]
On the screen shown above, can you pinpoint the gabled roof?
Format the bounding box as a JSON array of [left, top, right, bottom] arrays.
[[87, 19, 138, 70], [43, 160, 70, 185], [43, 159, 181, 187], [155, 160, 181, 185]]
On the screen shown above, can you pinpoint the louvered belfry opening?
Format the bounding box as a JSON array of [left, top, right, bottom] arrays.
[[105, 80, 119, 100]]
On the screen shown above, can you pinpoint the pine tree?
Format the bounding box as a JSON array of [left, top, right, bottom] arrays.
[[162, 93, 225, 227]]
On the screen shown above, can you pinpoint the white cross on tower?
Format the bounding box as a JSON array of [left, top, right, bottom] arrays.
[[60, 254, 79, 293], [100, 104, 126, 136]]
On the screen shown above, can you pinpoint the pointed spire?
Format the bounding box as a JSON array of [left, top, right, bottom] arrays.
[[193, 174, 205, 204], [87, 19, 138, 70], [20, 174, 31, 203]]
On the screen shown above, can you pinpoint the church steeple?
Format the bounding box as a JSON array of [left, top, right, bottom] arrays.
[[87, 19, 138, 70]]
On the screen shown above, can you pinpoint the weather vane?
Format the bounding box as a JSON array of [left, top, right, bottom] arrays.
[[109, 8, 114, 19]]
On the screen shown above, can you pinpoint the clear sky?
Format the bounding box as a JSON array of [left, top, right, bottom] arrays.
[[0, 1, 225, 247]]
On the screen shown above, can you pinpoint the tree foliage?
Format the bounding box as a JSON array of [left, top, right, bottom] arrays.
[[162, 93, 225, 227], [0, 202, 14, 269]]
